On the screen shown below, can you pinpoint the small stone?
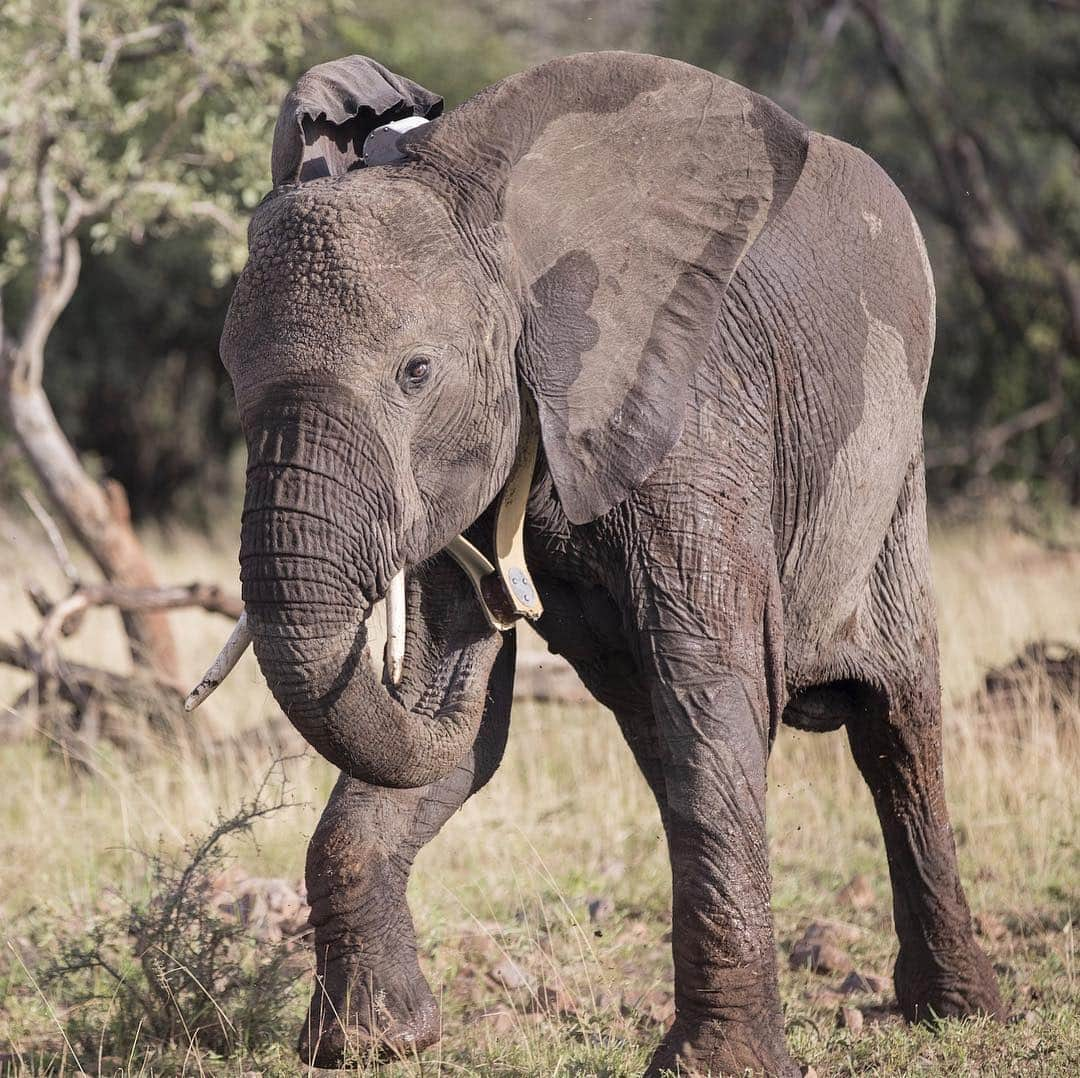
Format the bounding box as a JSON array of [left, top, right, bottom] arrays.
[[531, 984, 578, 1016], [839, 970, 891, 995], [634, 987, 675, 1027], [1009, 1009, 1040, 1026], [974, 912, 1009, 941], [487, 1007, 516, 1035], [587, 896, 615, 923], [790, 940, 854, 976], [836, 873, 875, 910], [801, 1066, 819, 1078], [489, 957, 531, 991], [802, 919, 863, 946], [838, 1006, 864, 1034]]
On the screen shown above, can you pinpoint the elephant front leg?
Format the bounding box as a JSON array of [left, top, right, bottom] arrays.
[[645, 659, 798, 1078], [298, 637, 513, 1067], [298, 774, 445, 1066]]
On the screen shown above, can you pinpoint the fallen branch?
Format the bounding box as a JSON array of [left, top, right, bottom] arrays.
[[38, 582, 244, 648], [0, 579, 245, 755], [0, 635, 176, 704]]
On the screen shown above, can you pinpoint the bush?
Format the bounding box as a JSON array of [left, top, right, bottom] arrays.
[[7, 771, 303, 1069]]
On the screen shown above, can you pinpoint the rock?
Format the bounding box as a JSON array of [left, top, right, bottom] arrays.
[[802, 919, 863, 946], [837, 1006, 864, 1034], [836, 874, 875, 910], [974, 912, 1009, 941], [801, 1066, 819, 1078], [587, 896, 615, 923], [839, 970, 891, 995], [489, 957, 531, 991], [487, 1007, 517, 1035], [790, 939, 854, 976], [807, 987, 846, 1007], [633, 987, 675, 1027], [531, 984, 578, 1016], [458, 930, 502, 962]]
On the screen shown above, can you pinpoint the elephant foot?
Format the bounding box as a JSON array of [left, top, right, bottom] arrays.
[[296, 965, 441, 1068], [895, 940, 1006, 1024], [644, 1017, 800, 1078]]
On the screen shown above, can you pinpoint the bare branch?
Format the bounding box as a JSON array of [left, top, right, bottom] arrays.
[[926, 396, 1065, 471], [128, 181, 244, 238], [39, 583, 244, 648], [15, 149, 83, 382], [99, 22, 181, 75], [0, 635, 177, 708], [22, 488, 80, 585], [65, 0, 81, 60]]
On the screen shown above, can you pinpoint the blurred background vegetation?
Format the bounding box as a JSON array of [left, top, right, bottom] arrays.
[[2, 0, 1077, 521]]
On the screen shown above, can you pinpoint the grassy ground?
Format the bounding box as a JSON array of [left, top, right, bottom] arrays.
[[0, 509, 1077, 1076]]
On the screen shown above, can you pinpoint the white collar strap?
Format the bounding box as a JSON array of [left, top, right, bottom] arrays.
[[445, 393, 544, 631]]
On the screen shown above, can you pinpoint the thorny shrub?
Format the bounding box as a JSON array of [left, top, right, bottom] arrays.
[[8, 763, 305, 1067]]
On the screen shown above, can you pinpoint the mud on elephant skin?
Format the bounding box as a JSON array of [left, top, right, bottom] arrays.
[[200, 50, 1004, 1075]]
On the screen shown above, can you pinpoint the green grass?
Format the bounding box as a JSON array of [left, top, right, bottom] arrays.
[[0, 514, 1078, 1075]]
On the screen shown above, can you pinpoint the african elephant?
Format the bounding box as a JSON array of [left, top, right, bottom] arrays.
[[203, 50, 1005, 1076]]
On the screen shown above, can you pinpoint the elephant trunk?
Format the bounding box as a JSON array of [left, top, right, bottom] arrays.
[[239, 391, 501, 789]]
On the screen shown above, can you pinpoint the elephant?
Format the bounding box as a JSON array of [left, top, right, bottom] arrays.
[[202, 50, 1005, 1076]]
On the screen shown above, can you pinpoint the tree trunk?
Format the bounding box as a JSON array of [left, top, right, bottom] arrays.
[[3, 364, 180, 682]]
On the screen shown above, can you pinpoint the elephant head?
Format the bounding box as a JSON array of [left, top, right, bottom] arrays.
[[209, 51, 807, 789]]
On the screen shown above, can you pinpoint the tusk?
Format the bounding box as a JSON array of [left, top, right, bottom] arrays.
[[184, 613, 252, 712], [384, 570, 406, 686]]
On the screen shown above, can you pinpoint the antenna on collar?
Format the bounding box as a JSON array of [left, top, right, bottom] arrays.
[[362, 115, 429, 166]]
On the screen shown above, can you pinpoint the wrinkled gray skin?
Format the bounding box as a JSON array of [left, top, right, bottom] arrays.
[[223, 51, 1004, 1076]]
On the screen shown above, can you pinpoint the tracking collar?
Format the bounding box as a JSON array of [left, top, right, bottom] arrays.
[[445, 393, 544, 631]]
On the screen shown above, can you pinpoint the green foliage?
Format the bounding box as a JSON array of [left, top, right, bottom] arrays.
[[44, 231, 240, 521], [0, 0, 321, 287], [328, 0, 522, 109]]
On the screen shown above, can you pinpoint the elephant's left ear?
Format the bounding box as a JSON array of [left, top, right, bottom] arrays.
[[271, 55, 443, 186], [402, 52, 808, 525]]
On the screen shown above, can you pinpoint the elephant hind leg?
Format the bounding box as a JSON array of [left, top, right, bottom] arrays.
[[842, 458, 1004, 1023]]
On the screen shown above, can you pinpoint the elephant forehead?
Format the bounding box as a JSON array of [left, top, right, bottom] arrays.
[[244, 176, 466, 301], [224, 177, 477, 380]]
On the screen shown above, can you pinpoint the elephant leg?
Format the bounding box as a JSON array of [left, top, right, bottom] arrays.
[[298, 633, 514, 1067], [642, 638, 797, 1078], [845, 672, 1004, 1022], [844, 459, 1003, 1023]]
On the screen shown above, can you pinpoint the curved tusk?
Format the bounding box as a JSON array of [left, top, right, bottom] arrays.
[[184, 613, 253, 712], [384, 570, 406, 686]]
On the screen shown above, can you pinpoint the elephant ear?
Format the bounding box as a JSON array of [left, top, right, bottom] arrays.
[[271, 55, 443, 186], [402, 52, 808, 524]]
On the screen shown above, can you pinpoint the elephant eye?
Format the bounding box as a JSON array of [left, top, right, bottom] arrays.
[[400, 355, 432, 393]]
